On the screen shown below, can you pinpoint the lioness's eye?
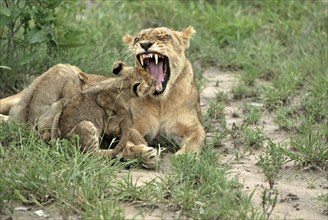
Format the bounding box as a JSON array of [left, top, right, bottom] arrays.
[[133, 37, 140, 44], [163, 34, 172, 39], [156, 34, 171, 40]]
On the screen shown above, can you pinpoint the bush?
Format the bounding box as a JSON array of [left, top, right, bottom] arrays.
[[0, 0, 81, 91]]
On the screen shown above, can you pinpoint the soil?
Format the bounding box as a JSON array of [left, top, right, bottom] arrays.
[[1, 67, 327, 220], [200, 67, 327, 220]]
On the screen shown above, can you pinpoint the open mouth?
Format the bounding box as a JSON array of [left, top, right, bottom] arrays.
[[137, 53, 170, 95]]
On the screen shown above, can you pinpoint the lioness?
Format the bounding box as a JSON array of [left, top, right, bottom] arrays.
[[52, 61, 157, 163], [122, 26, 205, 154], [8, 64, 89, 129]]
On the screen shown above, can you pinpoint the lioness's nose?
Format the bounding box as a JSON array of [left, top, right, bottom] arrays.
[[140, 42, 153, 51]]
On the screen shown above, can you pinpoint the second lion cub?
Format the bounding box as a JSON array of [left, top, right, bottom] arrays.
[[8, 64, 88, 128], [56, 61, 156, 158]]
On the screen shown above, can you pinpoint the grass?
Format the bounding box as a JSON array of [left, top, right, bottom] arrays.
[[275, 107, 297, 131], [0, 122, 126, 217], [317, 193, 328, 215], [243, 128, 266, 150], [0, 122, 262, 219], [257, 140, 287, 189], [164, 152, 262, 219], [243, 104, 262, 125], [1, 0, 328, 218], [284, 127, 328, 171]]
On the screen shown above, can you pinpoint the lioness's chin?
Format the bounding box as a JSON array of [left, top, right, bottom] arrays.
[[136, 52, 170, 95]]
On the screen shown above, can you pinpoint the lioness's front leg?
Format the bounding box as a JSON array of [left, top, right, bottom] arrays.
[[168, 113, 205, 155], [176, 124, 205, 155]]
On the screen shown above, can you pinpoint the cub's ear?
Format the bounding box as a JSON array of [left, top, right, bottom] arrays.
[[122, 34, 133, 45], [112, 61, 127, 75], [78, 72, 88, 83], [176, 25, 196, 49]]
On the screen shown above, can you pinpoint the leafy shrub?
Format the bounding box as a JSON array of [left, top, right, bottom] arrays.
[[0, 0, 81, 91]]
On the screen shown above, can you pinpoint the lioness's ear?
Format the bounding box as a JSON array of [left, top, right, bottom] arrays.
[[122, 34, 133, 45], [179, 25, 196, 49], [112, 61, 127, 75], [78, 72, 88, 83]]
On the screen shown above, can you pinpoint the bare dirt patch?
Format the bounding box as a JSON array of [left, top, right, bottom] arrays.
[[201, 67, 328, 220]]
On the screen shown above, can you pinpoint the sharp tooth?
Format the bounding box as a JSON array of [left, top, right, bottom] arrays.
[[156, 84, 163, 91], [140, 56, 144, 66], [154, 54, 158, 64], [150, 54, 153, 58]]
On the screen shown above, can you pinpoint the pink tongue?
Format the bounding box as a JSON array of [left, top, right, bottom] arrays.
[[148, 60, 164, 86]]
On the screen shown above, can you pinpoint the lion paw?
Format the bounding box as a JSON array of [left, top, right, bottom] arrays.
[[140, 145, 158, 169], [175, 145, 200, 156], [175, 148, 186, 155], [119, 142, 159, 169], [0, 114, 9, 123]]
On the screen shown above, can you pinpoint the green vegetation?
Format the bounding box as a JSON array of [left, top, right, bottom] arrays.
[[283, 127, 328, 171], [243, 128, 266, 150], [275, 106, 296, 131], [1, 0, 327, 218], [243, 104, 262, 125], [257, 141, 287, 189], [0, 123, 262, 219], [317, 193, 328, 215]]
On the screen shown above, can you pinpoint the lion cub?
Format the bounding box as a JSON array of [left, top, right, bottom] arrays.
[[8, 64, 88, 129], [56, 61, 156, 157]]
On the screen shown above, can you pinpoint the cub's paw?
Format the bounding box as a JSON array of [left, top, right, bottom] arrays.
[[119, 141, 159, 169], [140, 144, 158, 169]]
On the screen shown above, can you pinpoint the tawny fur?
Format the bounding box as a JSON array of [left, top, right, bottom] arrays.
[[0, 114, 9, 123], [37, 98, 69, 142], [123, 26, 205, 155], [8, 64, 88, 130], [0, 73, 108, 116], [56, 62, 156, 160], [0, 74, 110, 116], [0, 93, 21, 115]]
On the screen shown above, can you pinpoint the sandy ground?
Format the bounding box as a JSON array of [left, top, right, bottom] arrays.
[[2, 67, 327, 220], [199, 67, 328, 220]]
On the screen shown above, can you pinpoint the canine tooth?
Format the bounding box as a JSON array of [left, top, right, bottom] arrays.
[[140, 56, 144, 66], [156, 84, 163, 91], [154, 54, 158, 64], [150, 54, 153, 58]]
